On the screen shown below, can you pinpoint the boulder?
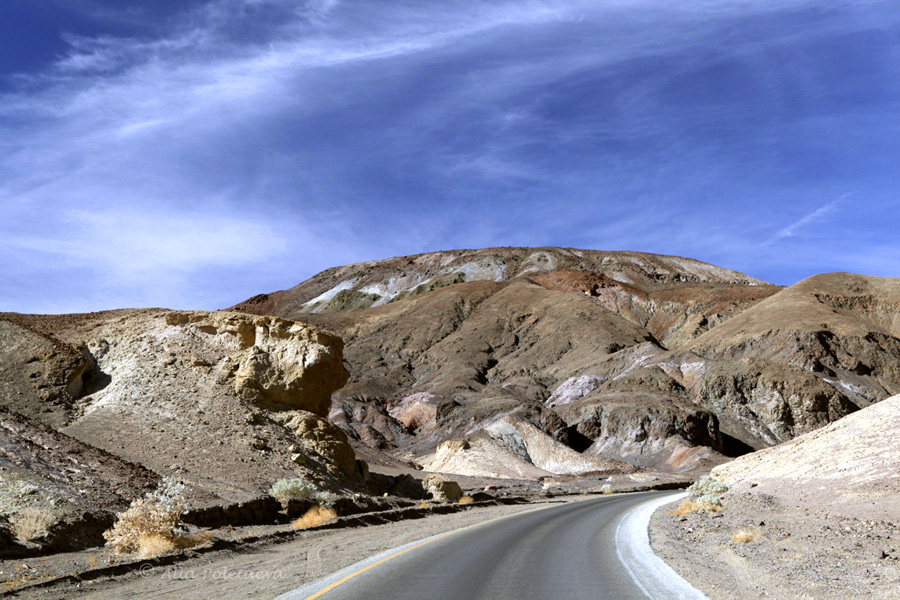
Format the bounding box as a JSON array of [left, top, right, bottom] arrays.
[[422, 473, 463, 502]]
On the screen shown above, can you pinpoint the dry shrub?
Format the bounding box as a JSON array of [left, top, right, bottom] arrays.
[[731, 528, 762, 544], [418, 501, 430, 509], [104, 477, 190, 555], [457, 495, 474, 505], [10, 507, 56, 542], [668, 498, 724, 517], [291, 506, 337, 530]]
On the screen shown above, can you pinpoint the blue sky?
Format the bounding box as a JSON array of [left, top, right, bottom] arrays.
[[1, 0, 898, 313]]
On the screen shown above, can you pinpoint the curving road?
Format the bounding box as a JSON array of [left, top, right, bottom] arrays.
[[278, 491, 708, 600]]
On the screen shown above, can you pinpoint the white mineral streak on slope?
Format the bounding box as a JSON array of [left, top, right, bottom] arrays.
[[612, 352, 654, 381], [515, 251, 559, 277], [546, 374, 604, 407], [821, 376, 863, 395], [298, 279, 358, 312], [453, 260, 507, 282], [358, 280, 392, 304]]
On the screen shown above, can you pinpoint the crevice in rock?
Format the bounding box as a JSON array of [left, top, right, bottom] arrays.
[[720, 431, 755, 458], [565, 425, 594, 453]]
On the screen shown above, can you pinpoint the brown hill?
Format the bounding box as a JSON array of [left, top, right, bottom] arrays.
[[656, 273, 900, 449], [233, 250, 900, 481], [229, 247, 767, 318]]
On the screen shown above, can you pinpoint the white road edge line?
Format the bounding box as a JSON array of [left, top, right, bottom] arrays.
[[615, 491, 711, 600]]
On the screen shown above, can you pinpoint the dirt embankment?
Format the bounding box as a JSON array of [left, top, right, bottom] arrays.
[[651, 394, 900, 599]]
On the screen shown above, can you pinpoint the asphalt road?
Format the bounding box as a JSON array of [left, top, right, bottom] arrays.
[[284, 491, 682, 600]]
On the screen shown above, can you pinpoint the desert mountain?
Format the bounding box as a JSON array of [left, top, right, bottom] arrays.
[[232, 248, 900, 480]]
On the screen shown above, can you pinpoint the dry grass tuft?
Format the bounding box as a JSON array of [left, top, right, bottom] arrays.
[[137, 534, 177, 558], [731, 528, 762, 544], [668, 498, 724, 517], [457, 495, 474, 505], [176, 530, 215, 549], [418, 501, 430, 509], [10, 507, 56, 542], [291, 506, 337, 530]]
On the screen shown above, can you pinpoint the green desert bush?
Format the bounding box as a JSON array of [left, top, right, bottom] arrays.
[[672, 475, 729, 515], [687, 476, 729, 498], [270, 478, 318, 503], [269, 477, 339, 508]]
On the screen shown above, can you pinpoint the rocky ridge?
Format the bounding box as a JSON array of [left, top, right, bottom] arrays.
[[233, 248, 900, 481]]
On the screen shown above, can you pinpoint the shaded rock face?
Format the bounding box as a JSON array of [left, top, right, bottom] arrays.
[[328, 400, 412, 450], [233, 250, 900, 479], [0, 319, 101, 429], [0, 518, 21, 555]]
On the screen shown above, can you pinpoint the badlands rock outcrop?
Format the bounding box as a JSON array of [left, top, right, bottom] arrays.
[[234, 248, 900, 479], [230, 247, 766, 317], [0, 308, 369, 542]]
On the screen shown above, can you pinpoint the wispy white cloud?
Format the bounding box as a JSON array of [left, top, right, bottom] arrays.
[[766, 198, 843, 244], [5, 209, 287, 278], [0, 0, 897, 310]]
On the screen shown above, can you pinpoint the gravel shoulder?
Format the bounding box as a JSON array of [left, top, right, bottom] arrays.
[[650, 491, 900, 600], [4, 498, 579, 600]]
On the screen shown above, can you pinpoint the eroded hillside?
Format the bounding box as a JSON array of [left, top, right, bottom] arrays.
[[233, 249, 900, 482], [0, 309, 396, 553]]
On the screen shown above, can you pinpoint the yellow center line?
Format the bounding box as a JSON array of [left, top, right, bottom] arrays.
[[302, 503, 559, 600]]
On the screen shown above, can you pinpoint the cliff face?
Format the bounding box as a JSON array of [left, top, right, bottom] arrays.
[[232, 249, 900, 479]]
